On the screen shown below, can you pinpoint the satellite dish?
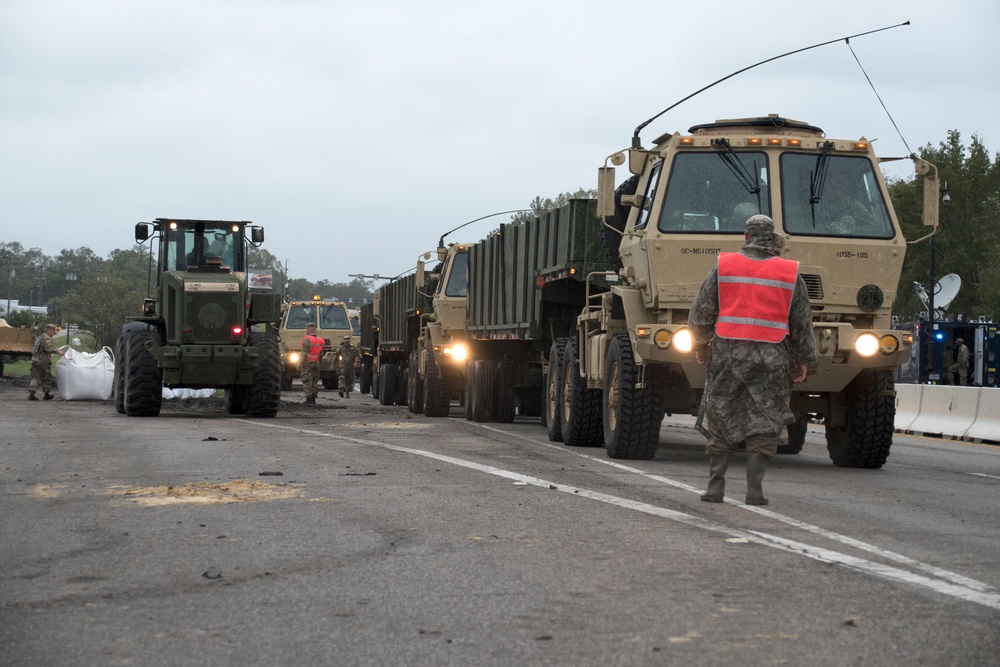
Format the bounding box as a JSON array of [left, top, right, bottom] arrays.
[[935, 274, 961, 311]]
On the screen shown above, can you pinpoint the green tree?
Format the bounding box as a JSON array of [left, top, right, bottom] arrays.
[[891, 131, 1000, 321], [61, 268, 148, 349], [510, 188, 598, 224]]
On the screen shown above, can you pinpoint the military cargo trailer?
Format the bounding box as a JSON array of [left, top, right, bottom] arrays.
[[358, 301, 376, 394], [462, 198, 611, 425], [372, 273, 431, 405]]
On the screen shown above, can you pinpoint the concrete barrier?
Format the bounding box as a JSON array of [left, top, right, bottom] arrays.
[[963, 388, 1000, 442], [894, 383, 923, 432], [906, 385, 981, 439]]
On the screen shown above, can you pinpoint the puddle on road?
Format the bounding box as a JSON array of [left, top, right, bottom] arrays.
[[109, 479, 301, 506]]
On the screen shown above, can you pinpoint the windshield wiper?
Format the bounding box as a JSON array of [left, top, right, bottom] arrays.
[[713, 138, 762, 211], [809, 141, 834, 228]]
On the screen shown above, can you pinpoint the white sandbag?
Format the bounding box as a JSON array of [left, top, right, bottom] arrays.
[[162, 387, 176, 399], [55, 347, 115, 401]]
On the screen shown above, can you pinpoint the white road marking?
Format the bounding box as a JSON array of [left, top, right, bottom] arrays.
[[969, 472, 1000, 481], [244, 420, 1000, 612]]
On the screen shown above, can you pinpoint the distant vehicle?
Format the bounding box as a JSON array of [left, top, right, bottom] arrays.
[[277, 298, 353, 391]]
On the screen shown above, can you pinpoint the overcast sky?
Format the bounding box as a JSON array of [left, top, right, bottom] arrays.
[[2, 0, 997, 283]]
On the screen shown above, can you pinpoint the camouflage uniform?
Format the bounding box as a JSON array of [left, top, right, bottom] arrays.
[[948, 338, 970, 386], [689, 216, 816, 505], [334, 337, 359, 397], [29, 325, 64, 400], [300, 329, 322, 402]]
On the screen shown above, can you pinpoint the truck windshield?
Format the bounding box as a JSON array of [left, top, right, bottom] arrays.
[[657, 152, 770, 233], [320, 305, 350, 329], [780, 153, 894, 238], [445, 252, 469, 297], [166, 222, 241, 272]]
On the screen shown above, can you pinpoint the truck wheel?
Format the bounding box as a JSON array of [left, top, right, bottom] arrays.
[[322, 377, 336, 391], [379, 364, 397, 406], [825, 370, 895, 468], [113, 331, 126, 414], [600, 175, 639, 272], [423, 350, 450, 417], [471, 359, 495, 422], [124, 328, 162, 417], [778, 416, 808, 455], [246, 331, 281, 418], [407, 351, 424, 413], [464, 360, 478, 420], [603, 332, 663, 459], [395, 367, 408, 406], [546, 338, 567, 441], [360, 363, 373, 394], [225, 385, 249, 414], [280, 373, 293, 391], [561, 337, 603, 446], [493, 360, 516, 423]]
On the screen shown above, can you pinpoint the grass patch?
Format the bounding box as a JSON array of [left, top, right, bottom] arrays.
[[1, 356, 32, 377]]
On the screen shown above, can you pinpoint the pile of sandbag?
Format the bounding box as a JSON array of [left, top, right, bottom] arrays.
[[55, 347, 115, 401]]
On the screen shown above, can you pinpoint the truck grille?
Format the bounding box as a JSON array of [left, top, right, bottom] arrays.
[[801, 274, 824, 300]]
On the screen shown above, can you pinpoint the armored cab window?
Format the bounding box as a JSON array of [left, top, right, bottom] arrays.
[[320, 305, 350, 329], [634, 161, 663, 231], [657, 151, 770, 233], [288, 305, 316, 328], [444, 251, 469, 297], [781, 153, 895, 239]]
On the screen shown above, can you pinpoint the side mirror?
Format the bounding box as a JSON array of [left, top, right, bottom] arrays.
[[135, 223, 151, 243], [251, 227, 265, 244], [914, 159, 940, 229], [597, 166, 617, 218], [416, 259, 425, 289]]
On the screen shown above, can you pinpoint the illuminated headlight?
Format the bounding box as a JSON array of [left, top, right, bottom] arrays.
[[288, 352, 301, 365], [444, 343, 469, 362], [672, 328, 694, 353], [653, 329, 671, 350], [854, 333, 880, 358]]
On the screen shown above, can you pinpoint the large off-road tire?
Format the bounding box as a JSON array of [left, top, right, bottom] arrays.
[[225, 385, 249, 414], [825, 370, 895, 468], [545, 338, 568, 441], [423, 350, 450, 418], [322, 377, 337, 391], [379, 364, 397, 406], [464, 360, 478, 421], [113, 331, 126, 414], [778, 416, 808, 455], [395, 367, 408, 406], [124, 328, 163, 417], [603, 332, 664, 459], [560, 337, 603, 447], [600, 175, 640, 272], [492, 360, 516, 423], [470, 359, 495, 423], [360, 362, 373, 394], [280, 373, 293, 391], [407, 351, 424, 414], [246, 331, 281, 418]]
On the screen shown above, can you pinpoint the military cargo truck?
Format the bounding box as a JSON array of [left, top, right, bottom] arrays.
[[358, 301, 377, 394], [277, 298, 352, 390], [371, 273, 432, 406], [113, 218, 283, 417], [563, 115, 940, 467]]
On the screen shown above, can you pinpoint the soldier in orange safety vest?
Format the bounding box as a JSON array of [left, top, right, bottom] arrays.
[[689, 215, 817, 505], [300, 323, 325, 405]]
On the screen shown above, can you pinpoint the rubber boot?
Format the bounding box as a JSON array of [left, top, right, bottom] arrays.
[[338, 390, 344, 397], [700, 457, 730, 503], [28, 391, 38, 401], [746, 453, 769, 506], [304, 396, 316, 405], [43, 393, 54, 400]]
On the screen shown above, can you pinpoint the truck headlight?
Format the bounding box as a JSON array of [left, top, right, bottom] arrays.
[[854, 333, 880, 358], [444, 342, 469, 362], [288, 352, 301, 364], [672, 329, 694, 353]]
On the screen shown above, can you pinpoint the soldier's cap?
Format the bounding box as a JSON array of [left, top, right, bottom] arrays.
[[45, 323, 56, 330], [343, 335, 351, 341], [305, 323, 316, 329], [956, 338, 964, 344], [745, 214, 775, 238]]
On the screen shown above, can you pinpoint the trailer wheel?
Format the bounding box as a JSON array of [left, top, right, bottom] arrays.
[[825, 370, 894, 468], [113, 331, 127, 414], [379, 364, 397, 405], [322, 377, 337, 391], [225, 385, 249, 414], [246, 331, 281, 418], [603, 332, 663, 459], [471, 359, 495, 422], [778, 416, 808, 455], [407, 351, 424, 413], [493, 360, 516, 423], [360, 362, 373, 394], [600, 175, 639, 272], [546, 338, 568, 441], [423, 350, 450, 417], [395, 367, 408, 406], [561, 337, 603, 446], [124, 328, 162, 417]]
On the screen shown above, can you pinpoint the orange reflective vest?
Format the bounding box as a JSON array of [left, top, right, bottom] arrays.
[[302, 335, 325, 362], [716, 252, 799, 343]]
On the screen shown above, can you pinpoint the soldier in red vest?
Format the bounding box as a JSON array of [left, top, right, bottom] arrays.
[[689, 215, 817, 505], [300, 323, 325, 405]]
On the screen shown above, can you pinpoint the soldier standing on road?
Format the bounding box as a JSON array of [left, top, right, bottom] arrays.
[[948, 337, 970, 386], [300, 323, 324, 405], [29, 323, 65, 401], [335, 335, 359, 398], [689, 215, 817, 505]]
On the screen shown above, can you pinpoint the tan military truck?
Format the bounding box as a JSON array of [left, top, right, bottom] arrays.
[[563, 115, 939, 468], [278, 298, 353, 391]]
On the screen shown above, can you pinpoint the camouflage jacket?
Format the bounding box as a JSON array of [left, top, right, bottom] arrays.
[[31, 333, 57, 363], [689, 246, 817, 445], [335, 343, 359, 369]]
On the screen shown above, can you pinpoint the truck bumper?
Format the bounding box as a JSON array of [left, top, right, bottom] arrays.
[[156, 344, 266, 386]]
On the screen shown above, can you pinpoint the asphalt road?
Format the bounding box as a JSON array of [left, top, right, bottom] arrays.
[[2, 380, 998, 667]]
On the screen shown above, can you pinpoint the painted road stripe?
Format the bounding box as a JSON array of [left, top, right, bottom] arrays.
[[245, 420, 1000, 612]]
